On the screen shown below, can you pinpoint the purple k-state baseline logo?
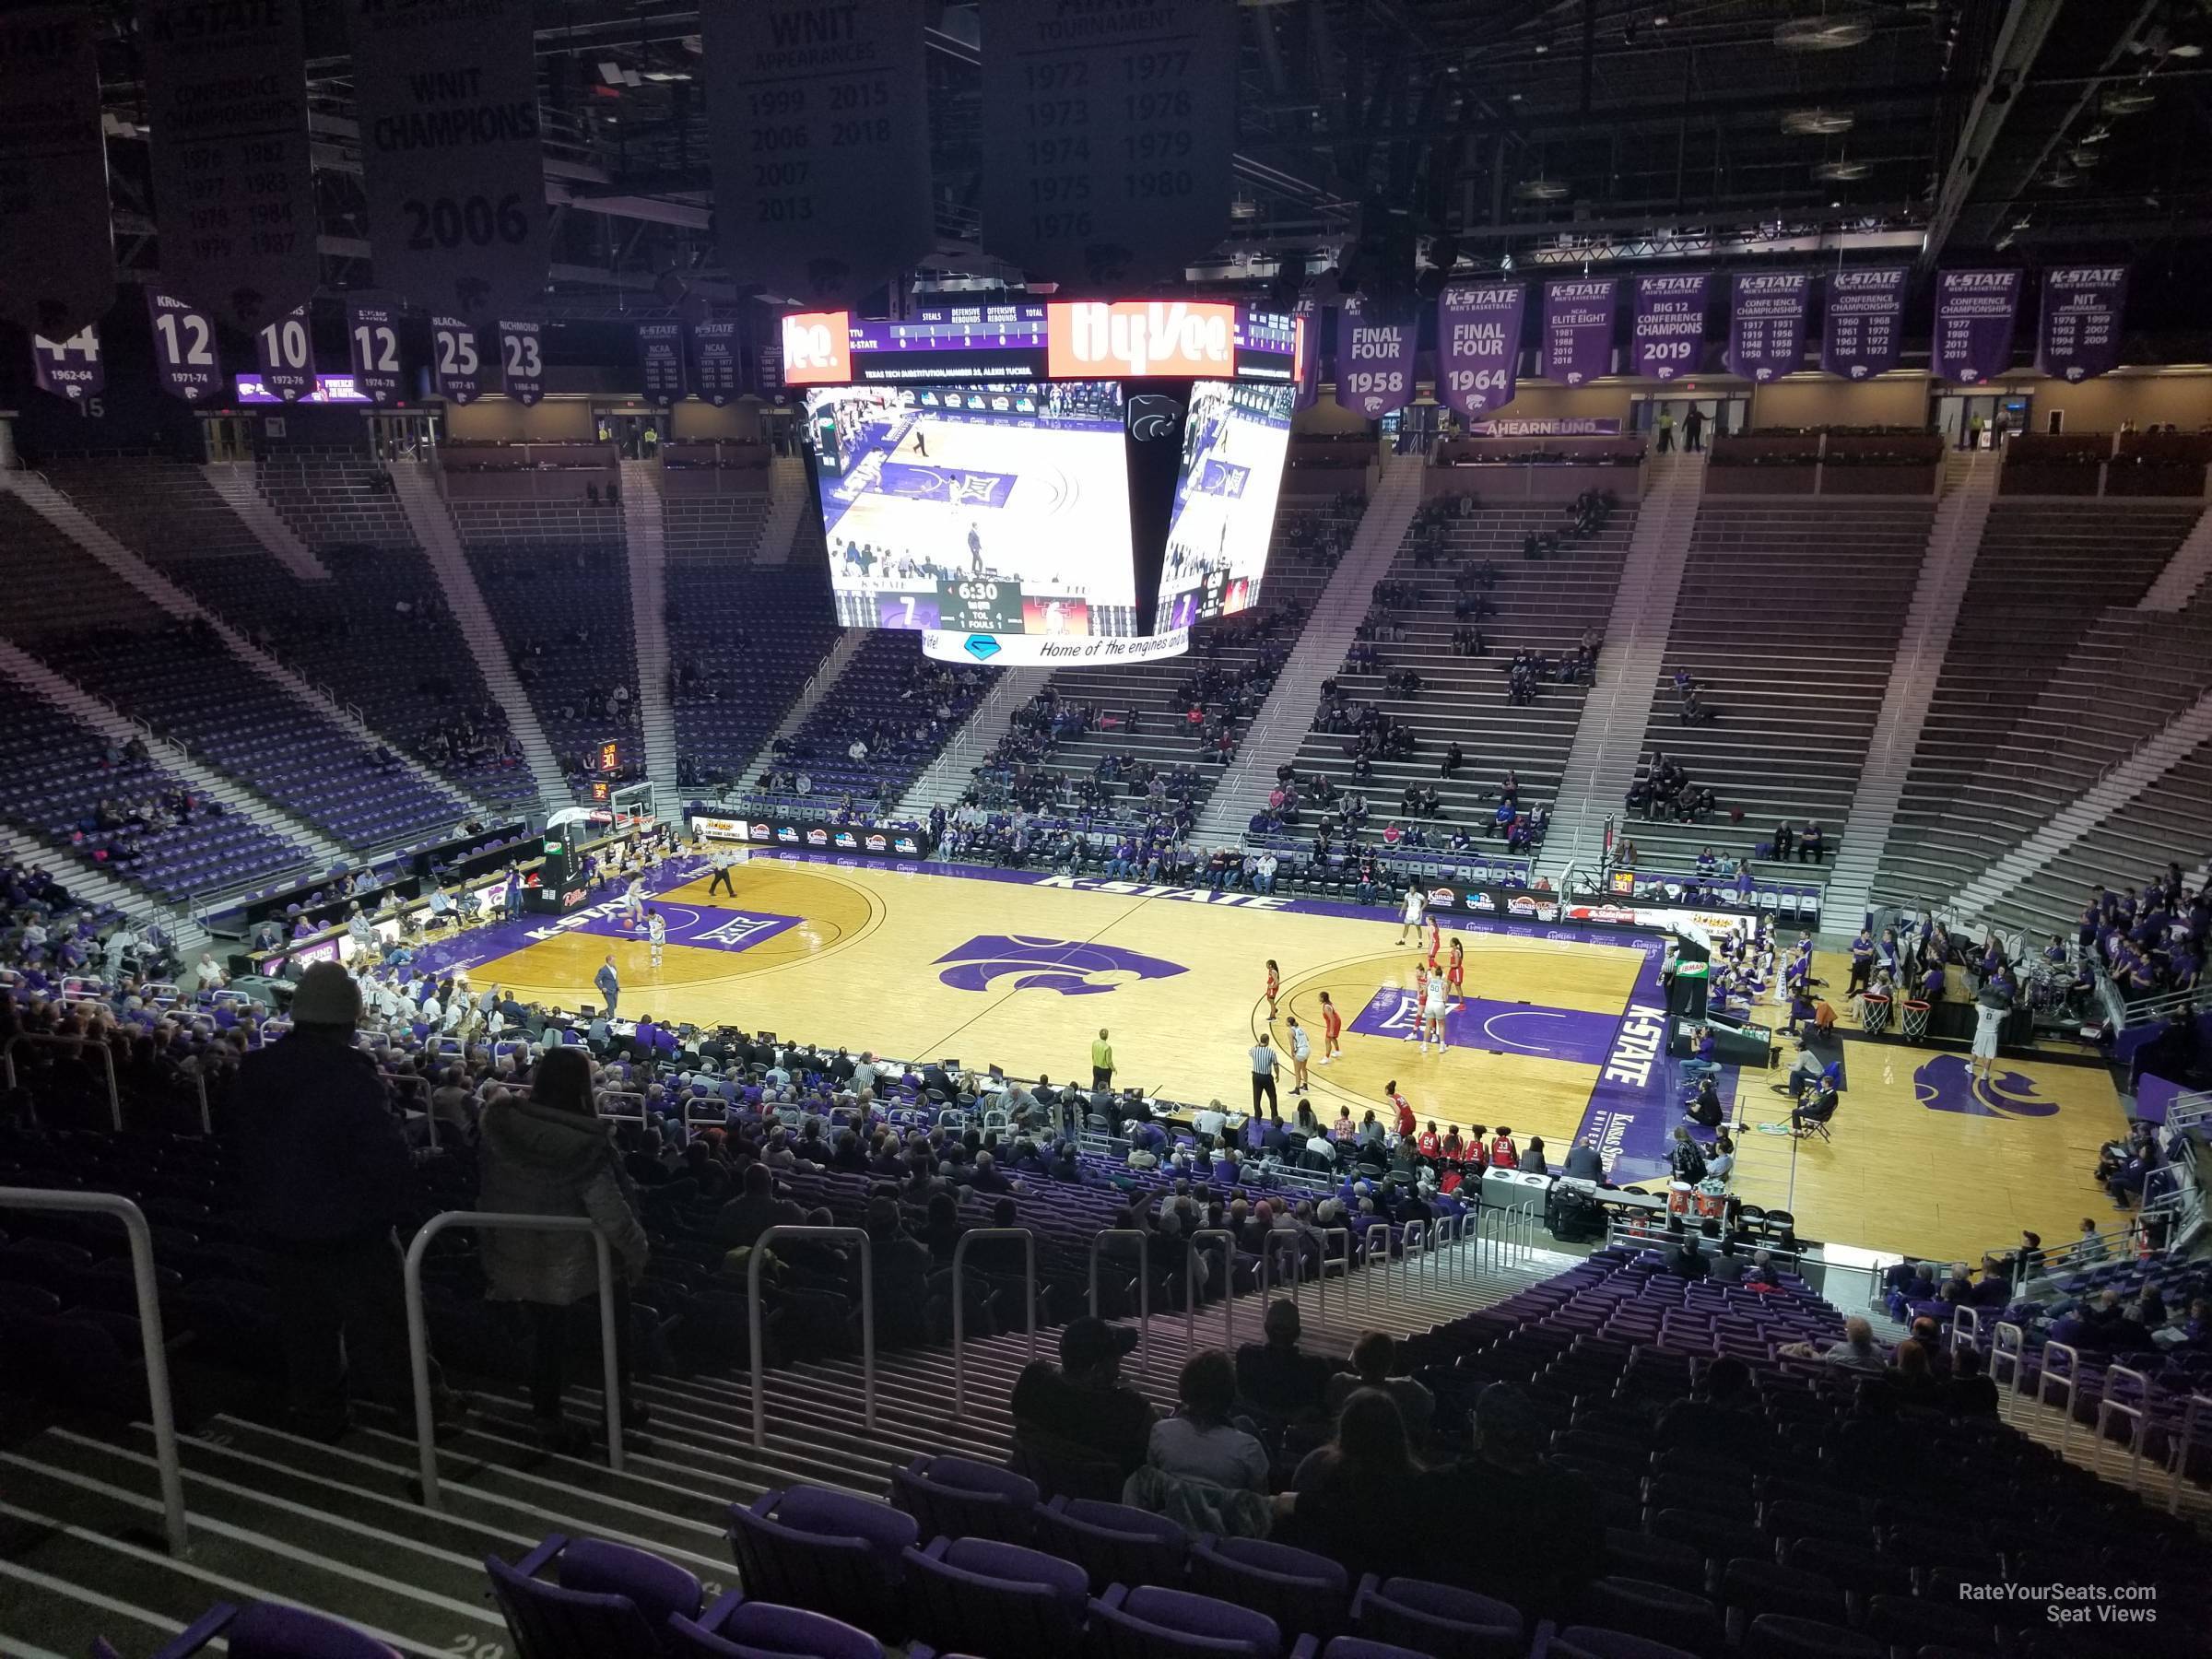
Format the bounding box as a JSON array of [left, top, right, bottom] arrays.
[[1913, 1054, 2058, 1118], [935, 935, 1187, 996]]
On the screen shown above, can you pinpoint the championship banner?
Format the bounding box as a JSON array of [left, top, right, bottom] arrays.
[[702, 0, 933, 305], [1726, 270, 1810, 382], [1820, 266, 1908, 381], [1629, 273, 1707, 382], [693, 319, 740, 406], [430, 316, 484, 403], [347, 300, 405, 405], [1332, 295, 1418, 419], [497, 318, 545, 404], [2037, 265, 2128, 383], [1932, 269, 2021, 385], [253, 305, 316, 402], [346, 0, 547, 321], [30, 325, 102, 403], [1541, 278, 1617, 386], [0, 6, 112, 338], [141, 0, 321, 332], [639, 321, 688, 405], [1436, 282, 1524, 415], [977, 0, 1238, 288], [147, 290, 224, 403]]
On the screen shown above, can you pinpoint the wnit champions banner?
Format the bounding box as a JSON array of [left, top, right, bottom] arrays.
[[2037, 265, 2128, 382], [0, 6, 112, 339], [1727, 271, 1810, 382], [1333, 296, 1418, 418], [1541, 279, 1617, 386], [1629, 274, 1707, 382], [1821, 266, 1908, 380], [1436, 282, 1524, 415], [347, 0, 549, 322], [1932, 269, 2021, 385]]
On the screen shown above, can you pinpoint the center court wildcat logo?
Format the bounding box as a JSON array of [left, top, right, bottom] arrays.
[[1913, 1055, 2058, 1118], [935, 935, 1187, 996]]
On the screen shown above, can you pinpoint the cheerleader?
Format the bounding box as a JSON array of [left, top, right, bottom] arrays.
[[1264, 958, 1281, 1022], [1319, 990, 1343, 1065], [1445, 935, 1465, 1011]]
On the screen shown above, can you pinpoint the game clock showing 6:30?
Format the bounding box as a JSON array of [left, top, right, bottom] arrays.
[[935, 576, 1023, 634]]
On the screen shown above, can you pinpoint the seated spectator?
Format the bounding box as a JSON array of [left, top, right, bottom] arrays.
[[1441, 1383, 1606, 1617], [1324, 1330, 1436, 1447], [1783, 1314, 1887, 1373], [712, 1161, 802, 1251], [1235, 1297, 1335, 1424], [1655, 1354, 1766, 1461], [1144, 1349, 1269, 1494], [1277, 1389, 1453, 1581], [1012, 1316, 1156, 1480], [1945, 1347, 2000, 1417]]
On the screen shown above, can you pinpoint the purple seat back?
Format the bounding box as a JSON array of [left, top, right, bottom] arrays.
[[1553, 1629, 1703, 1659], [1741, 1614, 1881, 1659], [726, 1491, 915, 1642], [903, 1537, 1088, 1658], [1353, 1576, 1523, 1659], [1034, 1496, 1192, 1594], [669, 1596, 887, 1659], [1091, 1583, 1284, 1659], [891, 1456, 1040, 1545], [1191, 1535, 1349, 1639], [226, 1604, 403, 1659], [557, 1536, 702, 1629], [485, 1551, 666, 1659]]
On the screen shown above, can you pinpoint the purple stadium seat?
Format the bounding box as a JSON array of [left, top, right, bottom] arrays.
[[891, 1453, 1041, 1544], [1579, 1579, 1724, 1659], [93, 1601, 402, 1659], [1718, 1559, 1847, 1633], [1349, 1575, 1523, 1659], [725, 1486, 918, 1641], [902, 1535, 1089, 1658], [487, 1534, 702, 1658], [1032, 1494, 1192, 1594], [1548, 1630, 1703, 1659], [1088, 1583, 1289, 1659], [1740, 1614, 1880, 1659], [1861, 1594, 1995, 1653], [668, 1594, 887, 1659], [1318, 1641, 1432, 1659], [1191, 1535, 1350, 1639]]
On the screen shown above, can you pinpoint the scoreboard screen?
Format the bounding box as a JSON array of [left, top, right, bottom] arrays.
[[808, 380, 1138, 639], [1158, 381, 1295, 628]]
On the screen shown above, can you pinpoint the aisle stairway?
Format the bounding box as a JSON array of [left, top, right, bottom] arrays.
[[0, 1227, 1565, 1656], [1539, 453, 1706, 881], [1823, 453, 1996, 929], [751, 455, 812, 569], [391, 465, 569, 818], [200, 463, 328, 581], [1190, 457, 1423, 842], [895, 666, 1053, 817], [619, 460, 680, 818]]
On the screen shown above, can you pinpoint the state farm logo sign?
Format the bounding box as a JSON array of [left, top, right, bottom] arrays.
[[1048, 301, 1236, 378], [781, 311, 852, 384]]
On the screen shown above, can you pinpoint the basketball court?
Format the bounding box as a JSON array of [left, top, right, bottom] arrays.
[[419, 854, 2129, 1265]]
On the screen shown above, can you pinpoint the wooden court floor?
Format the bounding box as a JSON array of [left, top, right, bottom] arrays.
[[454, 857, 2127, 1265]]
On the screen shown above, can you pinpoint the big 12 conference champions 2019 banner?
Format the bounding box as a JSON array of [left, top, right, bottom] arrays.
[[1629, 273, 1707, 382], [1436, 282, 1524, 416], [140, 0, 322, 334], [346, 0, 549, 323]]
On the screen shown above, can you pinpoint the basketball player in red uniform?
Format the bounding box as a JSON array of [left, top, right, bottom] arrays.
[[1264, 958, 1281, 1022], [1405, 962, 1429, 1041], [1426, 914, 1443, 970], [1318, 990, 1343, 1065], [1388, 1083, 1417, 1141], [1445, 936, 1465, 1012]]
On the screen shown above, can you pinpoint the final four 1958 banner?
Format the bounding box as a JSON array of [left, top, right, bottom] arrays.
[[1333, 295, 1419, 418], [346, 0, 550, 323]]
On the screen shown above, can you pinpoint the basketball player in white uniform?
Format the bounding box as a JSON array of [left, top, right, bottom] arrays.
[[1421, 968, 1450, 1052], [646, 907, 666, 967], [1395, 886, 1426, 946]]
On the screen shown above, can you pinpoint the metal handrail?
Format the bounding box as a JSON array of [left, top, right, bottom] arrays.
[[1991, 1322, 2029, 1398], [1185, 1228, 1238, 1351], [1950, 1304, 1983, 1357], [0, 1188, 187, 1554], [1317, 1226, 1352, 1325], [4, 1031, 123, 1129], [1256, 1229, 1305, 1321], [1397, 1219, 1428, 1295], [749, 1225, 873, 1449], [1087, 1228, 1152, 1382], [2097, 1363, 2153, 1492], [2171, 1394, 2212, 1516], [1360, 1221, 1394, 1313], [406, 1211, 623, 1512], [950, 1227, 1037, 1419], [2041, 1340, 2084, 1455]]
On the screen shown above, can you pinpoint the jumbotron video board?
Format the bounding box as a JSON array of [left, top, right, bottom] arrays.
[[786, 300, 1307, 665]]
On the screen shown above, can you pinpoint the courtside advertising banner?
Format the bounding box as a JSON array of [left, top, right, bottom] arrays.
[[347, 300, 406, 405], [1629, 273, 1707, 382], [0, 6, 112, 338], [639, 321, 688, 404], [253, 305, 316, 402], [1932, 269, 2021, 385], [1436, 282, 1525, 415], [1726, 270, 1810, 382], [1541, 278, 1617, 386], [30, 325, 102, 403], [346, 0, 548, 322], [430, 316, 485, 403], [693, 319, 741, 406], [1820, 266, 1908, 380], [141, 0, 322, 333], [147, 290, 224, 403], [498, 319, 545, 404], [978, 0, 1238, 288], [1333, 295, 1418, 418], [703, 0, 934, 305], [2037, 265, 2128, 382], [690, 814, 933, 860]]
